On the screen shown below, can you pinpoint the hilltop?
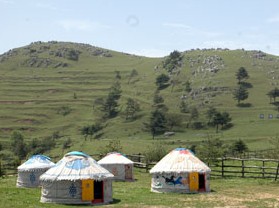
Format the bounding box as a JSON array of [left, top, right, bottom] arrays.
[[0, 41, 279, 159]]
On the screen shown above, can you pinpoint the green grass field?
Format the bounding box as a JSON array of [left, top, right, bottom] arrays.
[[0, 42, 279, 160], [1, 169, 279, 208]]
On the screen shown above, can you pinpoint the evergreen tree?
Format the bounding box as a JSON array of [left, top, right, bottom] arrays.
[[232, 139, 248, 154], [149, 109, 167, 139], [236, 67, 249, 84], [10, 131, 27, 159], [163, 50, 183, 74], [206, 106, 217, 124], [125, 98, 140, 120], [153, 90, 168, 111], [128, 69, 138, 84], [155, 74, 170, 90], [267, 87, 279, 103], [101, 81, 122, 118], [212, 112, 231, 133], [233, 84, 249, 104], [81, 123, 103, 140]]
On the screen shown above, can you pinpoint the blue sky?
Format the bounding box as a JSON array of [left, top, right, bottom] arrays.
[[1, 0, 279, 57]]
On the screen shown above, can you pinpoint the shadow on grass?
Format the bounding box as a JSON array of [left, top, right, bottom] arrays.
[[111, 198, 121, 204], [240, 82, 253, 89], [221, 123, 234, 130], [237, 103, 252, 108]]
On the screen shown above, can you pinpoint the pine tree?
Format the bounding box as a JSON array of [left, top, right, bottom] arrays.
[[125, 98, 140, 120], [233, 85, 249, 104], [149, 109, 167, 139], [236, 67, 249, 84], [101, 81, 122, 118]]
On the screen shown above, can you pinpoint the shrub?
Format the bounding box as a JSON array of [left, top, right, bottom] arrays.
[[144, 142, 167, 163]]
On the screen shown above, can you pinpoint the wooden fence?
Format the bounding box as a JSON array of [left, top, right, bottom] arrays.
[[209, 157, 279, 180], [2, 154, 279, 180], [120, 154, 279, 180]]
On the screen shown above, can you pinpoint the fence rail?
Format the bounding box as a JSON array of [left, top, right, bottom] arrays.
[[2, 154, 279, 180], [209, 157, 279, 179], [124, 155, 279, 180]]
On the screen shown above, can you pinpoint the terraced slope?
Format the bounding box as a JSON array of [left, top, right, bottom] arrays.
[[0, 41, 278, 156]]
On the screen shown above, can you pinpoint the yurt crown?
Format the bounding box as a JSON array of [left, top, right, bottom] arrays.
[[65, 151, 89, 158]]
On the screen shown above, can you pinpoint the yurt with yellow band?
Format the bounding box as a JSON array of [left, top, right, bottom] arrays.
[[149, 148, 211, 193], [40, 151, 114, 205]]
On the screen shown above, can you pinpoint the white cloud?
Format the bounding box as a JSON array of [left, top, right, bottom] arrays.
[[57, 20, 111, 31], [162, 22, 191, 30]]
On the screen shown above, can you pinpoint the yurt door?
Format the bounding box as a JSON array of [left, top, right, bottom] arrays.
[[94, 181, 104, 203], [189, 172, 199, 192], [82, 179, 94, 201], [125, 164, 132, 180]]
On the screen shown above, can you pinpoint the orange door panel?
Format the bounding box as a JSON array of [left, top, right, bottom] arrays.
[[82, 179, 94, 201], [189, 172, 199, 192]]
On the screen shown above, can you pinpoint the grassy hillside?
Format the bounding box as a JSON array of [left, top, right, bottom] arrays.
[[0, 41, 279, 159]]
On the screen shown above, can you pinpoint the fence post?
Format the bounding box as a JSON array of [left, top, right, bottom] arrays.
[[262, 160, 265, 178], [241, 159, 245, 178], [221, 158, 224, 177], [275, 161, 279, 181], [146, 163, 149, 173]]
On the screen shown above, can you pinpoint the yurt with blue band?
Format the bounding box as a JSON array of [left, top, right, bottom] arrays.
[[40, 151, 114, 205], [149, 148, 211, 193], [16, 155, 55, 188], [98, 152, 134, 181]]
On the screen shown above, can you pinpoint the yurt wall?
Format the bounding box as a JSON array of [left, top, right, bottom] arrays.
[[17, 170, 47, 188], [40, 151, 114, 205], [16, 155, 55, 188], [149, 148, 211, 193], [101, 163, 133, 181], [151, 172, 210, 193], [41, 179, 113, 204]]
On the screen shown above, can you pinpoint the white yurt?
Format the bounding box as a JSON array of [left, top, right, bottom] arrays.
[[16, 154, 55, 188], [98, 152, 134, 181], [150, 148, 211, 193], [40, 151, 114, 205]]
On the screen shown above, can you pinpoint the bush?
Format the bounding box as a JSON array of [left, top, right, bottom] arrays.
[[144, 142, 167, 163], [62, 138, 72, 149], [191, 121, 204, 130], [231, 139, 248, 156], [57, 106, 72, 116], [66, 49, 80, 61], [101, 140, 123, 155]]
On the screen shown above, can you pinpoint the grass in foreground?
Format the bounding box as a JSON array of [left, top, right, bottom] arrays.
[[1, 168, 279, 208]]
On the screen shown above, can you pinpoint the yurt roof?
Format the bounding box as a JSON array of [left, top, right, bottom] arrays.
[[98, 152, 134, 165], [40, 151, 114, 181], [17, 155, 55, 172], [149, 148, 211, 174]]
